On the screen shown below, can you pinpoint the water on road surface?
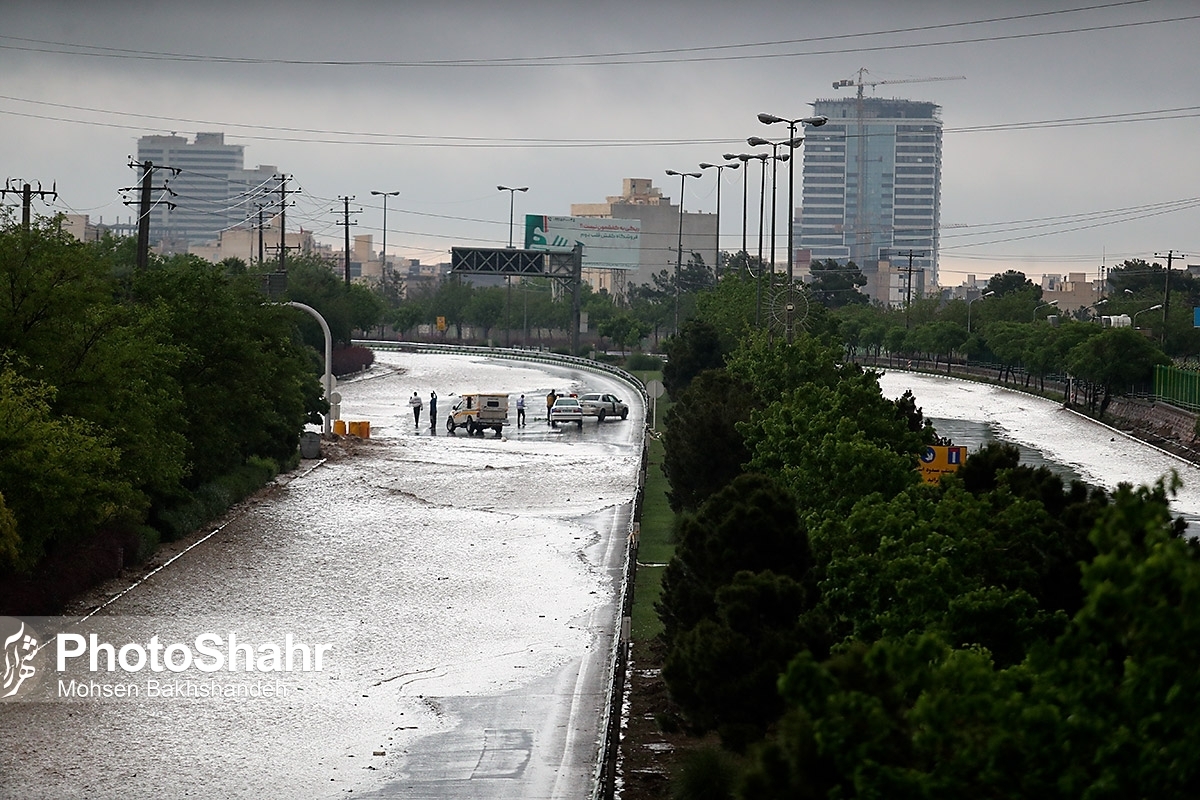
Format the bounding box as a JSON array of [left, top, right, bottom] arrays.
[[0, 351, 645, 800], [878, 370, 1200, 528]]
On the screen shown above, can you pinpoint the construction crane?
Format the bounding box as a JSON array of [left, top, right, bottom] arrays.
[[833, 68, 966, 101], [833, 69, 965, 266]]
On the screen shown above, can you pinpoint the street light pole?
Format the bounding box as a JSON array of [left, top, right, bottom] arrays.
[[748, 137, 795, 291], [1133, 303, 1163, 328], [497, 185, 528, 248], [724, 152, 753, 261], [735, 154, 769, 326], [700, 160, 740, 281], [1033, 299, 1059, 320], [370, 190, 400, 273], [757, 113, 827, 292], [497, 186, 529, 348], [666, 169, 702, 334], [967, 290, 994, 334]]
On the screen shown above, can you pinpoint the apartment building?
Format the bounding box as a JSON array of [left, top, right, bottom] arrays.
[[136, 133, 280, 251], [572, 178, 717, 297]]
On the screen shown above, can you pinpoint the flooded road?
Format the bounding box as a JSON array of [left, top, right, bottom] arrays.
[[0, 351, 645, 799], [878, 370, 1200, 528]]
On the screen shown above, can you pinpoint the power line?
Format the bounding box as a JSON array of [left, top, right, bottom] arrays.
[[0, 2, 1182, 68], [3, 94, 1197, 151]]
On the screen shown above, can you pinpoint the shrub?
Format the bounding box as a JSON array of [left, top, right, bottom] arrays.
[[331, 344, 375, 376], [626, 352, 664, 371]]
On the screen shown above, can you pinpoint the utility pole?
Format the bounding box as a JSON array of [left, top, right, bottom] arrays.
[[275, 175, 298, 272], [1, 179, 57, 232], [892, 249, 925, 329], [336, 196, 361, 287], [121, 161, 177, 270], [1156, 249, 1186, 347], [255, 204, 266, 266]]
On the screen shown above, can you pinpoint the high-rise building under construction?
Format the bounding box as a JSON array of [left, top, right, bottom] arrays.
[[798, 96, 943, 287]]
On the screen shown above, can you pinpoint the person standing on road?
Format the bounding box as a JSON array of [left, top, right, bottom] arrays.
[[546, 390, 556, 425], [409, 391, 423, 428], [516, 394, 526, 428], [429, 391, 438, 429]]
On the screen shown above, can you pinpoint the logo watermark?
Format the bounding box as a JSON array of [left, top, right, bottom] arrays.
[[0, 616, 339, 703], [1, 617, 46, 699]]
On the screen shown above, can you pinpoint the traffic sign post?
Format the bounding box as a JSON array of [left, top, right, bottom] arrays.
[[646, 379, 665, 431]]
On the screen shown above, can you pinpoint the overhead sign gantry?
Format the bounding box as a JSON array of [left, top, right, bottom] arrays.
[[449, 243, 584, 354]]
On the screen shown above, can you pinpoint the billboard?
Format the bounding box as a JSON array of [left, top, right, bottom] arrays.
[[524, 215, 641, 270]]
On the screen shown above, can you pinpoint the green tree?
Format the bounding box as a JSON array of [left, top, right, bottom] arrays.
[[0, 220, 188, 505], [464, 286, 505, 341], [1065, 326, 1169, 415], [694, 270, 758, 347], [665, 570, 809, 749], [597, 310, 647, 354], [133, 258, 322, 487], [986, 269, 1042, 299], [0, 364, 140, 572], [663, 318, 726, 397], [907, 321, 967, 373], [661, 369, 757, 512], [742, 370, 929, 518], [1026, 478, 1200, 799], [658, 473, 810, 644], [724, 334, 848, 405], [808, 258, 868, 308]]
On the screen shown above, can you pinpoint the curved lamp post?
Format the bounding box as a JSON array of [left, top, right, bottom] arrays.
[[1085, 297, 1108, 320], [1133, 303, 1163, 328], [370, 190, 400, 271], [699, 160, 740, 280], [283, 302, 334, 435], [757, 113, 828, 291], [1034, 299, 1059, 320], [967, 290, 994, 333], [665, 169, 702, 333]]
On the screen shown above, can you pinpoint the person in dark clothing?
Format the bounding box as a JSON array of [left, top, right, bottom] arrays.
[[429, 391, 438, 429], [546, 390, 556, 425], [516, 395, 526, 427]]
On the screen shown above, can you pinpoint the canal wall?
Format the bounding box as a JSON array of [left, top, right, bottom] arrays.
[[1106, 397, 1200, 463]]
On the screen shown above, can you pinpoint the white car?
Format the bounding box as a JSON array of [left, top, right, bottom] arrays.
[[549, 397, 584, 428], [578, 392, 629, 422]]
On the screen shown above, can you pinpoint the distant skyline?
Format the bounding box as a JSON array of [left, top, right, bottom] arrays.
[[2, 0, 1198, 285]]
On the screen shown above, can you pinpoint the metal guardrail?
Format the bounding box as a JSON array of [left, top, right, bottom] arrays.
[[353, 340, 652, 410]]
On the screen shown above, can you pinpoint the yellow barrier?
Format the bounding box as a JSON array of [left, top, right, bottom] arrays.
[[334, 419, 347, 435]]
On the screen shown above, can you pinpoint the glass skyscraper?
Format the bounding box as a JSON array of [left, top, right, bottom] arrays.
[[798, 97, 942, 286]]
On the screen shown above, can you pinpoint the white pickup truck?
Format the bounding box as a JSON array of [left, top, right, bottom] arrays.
[[446, 393, 509, 436], [578, 392, 629, 422]]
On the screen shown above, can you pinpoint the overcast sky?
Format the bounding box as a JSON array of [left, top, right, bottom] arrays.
[[2, 0, 1198, 285]]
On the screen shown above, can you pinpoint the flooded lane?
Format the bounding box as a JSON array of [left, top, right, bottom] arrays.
[[878, 370, 1200, 527], [0, 352, 645, 800]]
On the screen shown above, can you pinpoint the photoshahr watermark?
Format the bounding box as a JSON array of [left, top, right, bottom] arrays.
[[0, 616, 338, 703], [1, 617, 45, 699]]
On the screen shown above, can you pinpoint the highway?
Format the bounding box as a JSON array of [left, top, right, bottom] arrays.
[[0, 350, 646, 800]]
